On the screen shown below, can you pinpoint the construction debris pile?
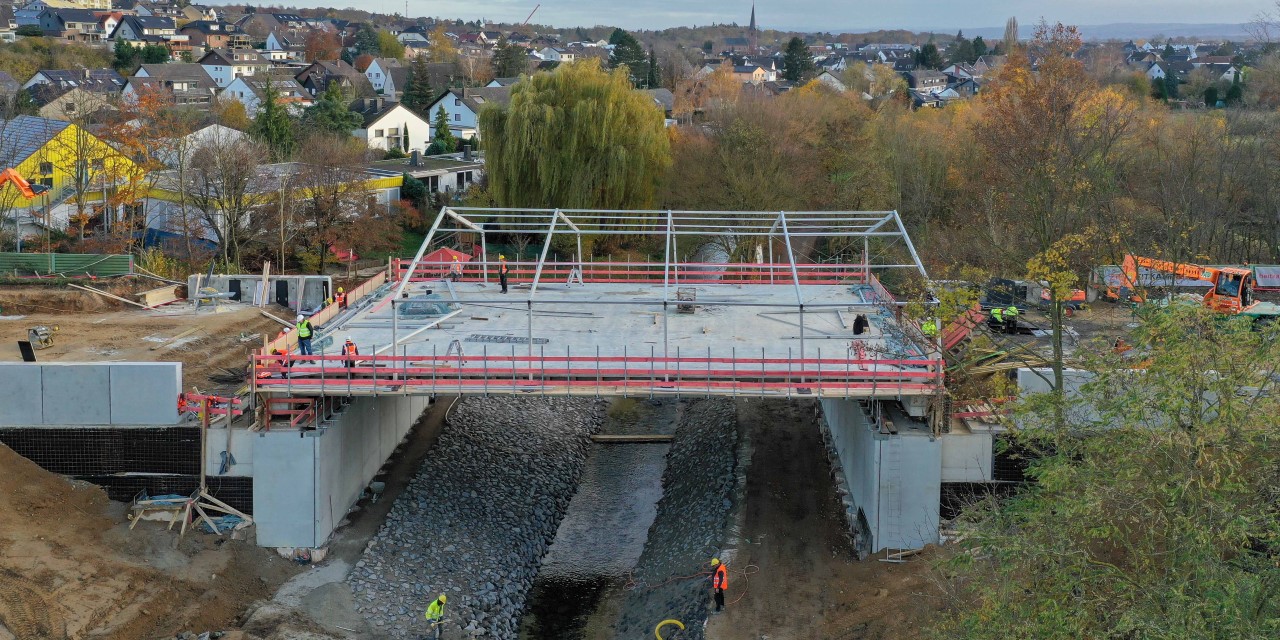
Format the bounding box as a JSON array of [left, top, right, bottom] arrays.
[[347, 397, 606, 639], [614, 399, 740, 639]]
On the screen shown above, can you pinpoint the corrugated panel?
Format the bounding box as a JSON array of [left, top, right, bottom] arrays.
[[0, 253, 133, 276], [1253, 266, 1280, 289]]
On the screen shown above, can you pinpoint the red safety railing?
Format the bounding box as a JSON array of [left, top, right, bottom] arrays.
[[264, 397, 319, 430], [251, 351, 943, 398], [392, 260, 867, 286]]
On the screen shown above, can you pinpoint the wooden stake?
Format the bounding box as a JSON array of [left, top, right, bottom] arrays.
[[68, 284, 149, 308]]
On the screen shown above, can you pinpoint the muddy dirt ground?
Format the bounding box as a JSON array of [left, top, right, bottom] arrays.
[[705, 400, 947, 640], [0, 285, 291, 394], [0, 443, 302, 640]]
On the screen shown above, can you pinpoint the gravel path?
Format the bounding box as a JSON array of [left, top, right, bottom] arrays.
[[613, 398, 740, 639], [346, 397, 606, 639]]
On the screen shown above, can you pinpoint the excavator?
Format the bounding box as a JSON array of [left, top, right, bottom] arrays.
[[0, 167, 49, 199], [1121, 254, 1280, 321]]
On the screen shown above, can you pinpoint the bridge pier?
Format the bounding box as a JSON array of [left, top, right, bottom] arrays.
[[819, 398, 941, 555]]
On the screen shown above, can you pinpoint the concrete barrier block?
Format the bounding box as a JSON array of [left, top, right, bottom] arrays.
[[109, 363, 180, 425], [0, 363, 43, 425], [42, 364, 110, 425]]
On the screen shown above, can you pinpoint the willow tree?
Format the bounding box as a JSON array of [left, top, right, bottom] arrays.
[[479, 60, 671, 215]]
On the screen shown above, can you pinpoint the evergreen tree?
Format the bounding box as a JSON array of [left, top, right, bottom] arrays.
[[1203, 86, 1219, 107], [402, 122, 410, 152], [1163, 42, 1176, 59], [782, 37, 816, 82], [646, 46, 660, 89], [251, 82, 296, 161], [301, 82, 362, 134], [427, 105, 456, 155], [609, 28, 647, 86], [402, 56, 435, 115], [702, 40, 714, 54], [973, 36, 988, 58], [1164, 68, 1179, 100], [355, 26, 381, 57], [915, 42, 945, 69], [949, 32, 976, 66], [1226, 72, 1243, 105], [492, 36, 528, 79]]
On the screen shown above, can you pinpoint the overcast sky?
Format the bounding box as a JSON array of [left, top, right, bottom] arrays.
[[260, 1, 1265, 32]]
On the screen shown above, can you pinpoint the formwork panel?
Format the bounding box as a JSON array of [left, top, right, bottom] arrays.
[[0, 363, 43, 425], [42, 364, 110, 425], [109, 363, 181, 425]]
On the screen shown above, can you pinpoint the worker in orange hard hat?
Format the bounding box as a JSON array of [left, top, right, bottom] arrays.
[[498, 254, 509, 294], [448, 255, 463, 282], [335, 286, 347, 309], [710, 557, 728, 612]]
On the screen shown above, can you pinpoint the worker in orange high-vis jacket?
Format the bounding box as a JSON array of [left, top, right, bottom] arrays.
[[710, 557, 728, 612], [335, 286, 347, 309], [341, 336, 359, 367], [498, 254, 509, 294]]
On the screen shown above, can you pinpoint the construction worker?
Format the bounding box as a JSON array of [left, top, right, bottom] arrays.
[[335, 286, 348, 309], [710, 558, 728, 612], [295, 314, 313, 356], [989, 306, 1004, 330], [424, 593, 446, 639], [448, 256, 463, 281], [498, 254, 509, 294], [341, 336, 358, 368], [1004, 305, 1020, 334]]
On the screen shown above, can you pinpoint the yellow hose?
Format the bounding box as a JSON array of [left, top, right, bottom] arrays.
[[655, 618, 685, 639]]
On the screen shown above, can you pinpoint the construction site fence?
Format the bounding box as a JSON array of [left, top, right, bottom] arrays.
[[259, 271, 387, 355], [0, 252, 133, 277], [393, 259, 871, 286], [251, 350, 943, 400]]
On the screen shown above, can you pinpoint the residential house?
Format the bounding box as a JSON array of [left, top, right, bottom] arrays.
[[814, 70, 848, 92], [125, 63, 216, 106], [295, 59, 374, 98], [423, 86, 512, 139], [642, 87, 674, 119], [0, 115, 139, 238], [397, 31, 428, 47], [143, 159, 403, 243], [379, 66, 410, 101], [271, 13, 307, 30], [0, 71, 19, 95], [110, 14, 174, 43], [1202, 63, 1242, 83], [224, 69, 313, 115], [731, 65, 767, 85], [1191, 55, 1235, 68], [197, 48, 272, 87], [235, 12, 282, 41], [0, 5, 16, 42], [486, 77, 521, 87], [365, 58, 402, 93], [22, 68, 125, 92], [179, 20, 249, 50], [38, 7, 107, 42], [350, 97, 432, 154], [1147, 60, 1194, 82], [538, 47, 575, 63], [905, 70, 947, 92], [263, 31, 306, 60], [369, 154, 482, 194], [181, 5, 217, 22]]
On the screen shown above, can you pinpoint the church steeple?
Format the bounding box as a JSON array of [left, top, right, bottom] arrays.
[[749, 3, 757, 51]]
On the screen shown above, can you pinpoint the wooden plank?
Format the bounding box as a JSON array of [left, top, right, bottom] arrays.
[[258, 262, 271, 308], [136, 284, 181, 307], [68, 283, 149, 309], [590, 434, 675, 443], [150, 326, 202, 350]]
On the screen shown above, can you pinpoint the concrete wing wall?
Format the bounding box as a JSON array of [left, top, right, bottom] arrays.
[[0, 362, 180, 426]]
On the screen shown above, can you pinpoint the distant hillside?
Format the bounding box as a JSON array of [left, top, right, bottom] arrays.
[[949, 22, 1252, 42]]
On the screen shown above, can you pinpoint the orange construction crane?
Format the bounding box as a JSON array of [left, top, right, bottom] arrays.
[[1121, 254, 1279, 319], [0, 167, 49, 199]]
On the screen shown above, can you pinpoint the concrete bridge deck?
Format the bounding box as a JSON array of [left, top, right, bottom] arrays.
[[253, 208, 942, 402]]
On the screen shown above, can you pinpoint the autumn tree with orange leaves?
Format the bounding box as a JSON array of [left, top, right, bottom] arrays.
[[976, 20, 1136, 399]]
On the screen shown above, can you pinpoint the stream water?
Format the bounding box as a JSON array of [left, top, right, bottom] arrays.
[[519, 399, 679, 639]]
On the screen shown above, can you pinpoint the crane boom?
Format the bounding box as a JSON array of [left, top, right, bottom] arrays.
[[522, 3, 540, 26]]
